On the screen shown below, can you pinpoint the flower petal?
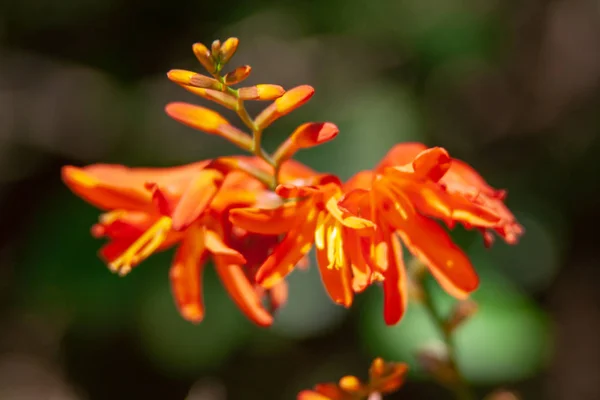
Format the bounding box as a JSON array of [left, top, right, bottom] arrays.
[[376, 184, 479, 298], [375, 143, 428, 172], [170, 225, 208, 323], [229, 200, 310, 235], [314, 217, 354, 307], [382, 231, 408, 325], [326, 196, 375, 233], [204, 229, 246, 265], [411, 147, 451, 182], [255, 216, 317, 288], [213, 255, 273, 327], [171, 169, 224, 231]]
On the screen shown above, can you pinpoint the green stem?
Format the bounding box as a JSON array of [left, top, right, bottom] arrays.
[[420, 281, 475, 400]]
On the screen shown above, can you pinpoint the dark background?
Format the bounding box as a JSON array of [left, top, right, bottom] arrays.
[[1, 0, 599, 399]]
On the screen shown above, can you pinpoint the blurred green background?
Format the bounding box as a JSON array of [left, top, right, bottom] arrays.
[[1, 0, 600, 399]]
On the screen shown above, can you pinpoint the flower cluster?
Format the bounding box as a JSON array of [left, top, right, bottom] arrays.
[[62, 37, 523, 329], [298, 358, 408, 400]]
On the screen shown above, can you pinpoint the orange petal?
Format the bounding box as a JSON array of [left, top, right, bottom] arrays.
[[204, 229, 246, 265], [278, 159, 318, 182], [375, 142, 428, 172], [170, 225, 208, 323], [303, 383, 349, 400], [382, 231, 408, 325], [343, 171, 374, 192], [377, 188, 479, 298], [255, 216, 318, 288], [370, 360, 408, 394], [229, 201, 310, 235], [62, 165, 152, 212], [412, 147, 451, 182], [275, 184, 320, 199], [326, 196, 375, 233], [297, 390, 333, 400], [213, 256, 273, 327], [314, 217, 353, 307], [381, 176, 501, 228], [170, 169, 224, 231], [342, 229, 372, 293]]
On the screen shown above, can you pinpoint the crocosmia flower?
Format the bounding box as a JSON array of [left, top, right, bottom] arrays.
[[230, 175, 375, 308], [298, 358, 408, 400], [61, 158, 314, 326], [339, 143, 523, 324]]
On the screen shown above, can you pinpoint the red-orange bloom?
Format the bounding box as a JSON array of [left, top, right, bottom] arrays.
[[230, 176, 375, 307], [62, 158, 314, 326], [298, 358, 408, 400], [340, 143, 523, 324]]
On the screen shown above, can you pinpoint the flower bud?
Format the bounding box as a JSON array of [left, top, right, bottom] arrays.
[[224, 65, 252, 85], [192, 43, 216, 74], [255, 85, 314, 129], [238, 84, 285, 101], [219, 37, 239, 64], [211, 39, 221, 58], [165, 102, 252, 150]]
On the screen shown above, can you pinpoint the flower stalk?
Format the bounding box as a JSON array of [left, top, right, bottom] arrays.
[[418, 268, 475, 400]]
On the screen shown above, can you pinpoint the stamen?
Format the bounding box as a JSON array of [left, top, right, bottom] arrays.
[[109, 216, 172, 276]]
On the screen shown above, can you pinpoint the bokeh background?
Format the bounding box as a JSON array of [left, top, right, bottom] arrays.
[[1, 0, 600, 399]]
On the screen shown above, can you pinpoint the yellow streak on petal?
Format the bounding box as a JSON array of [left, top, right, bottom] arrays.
[[109, 216, 172, 275]]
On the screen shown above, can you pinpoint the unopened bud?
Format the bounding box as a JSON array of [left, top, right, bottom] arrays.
[[255, 85, 314, 129], [189, 74, 222, 90], [167, 70, 222, 91], [219, 37, 239, 64], [211, 39, 221, 58], [224, 65, 252, 85], [165, 102, 252, 150], [273, 122, 339, 164], [192, 43, 216, 74], [238, 84, 285, 101]]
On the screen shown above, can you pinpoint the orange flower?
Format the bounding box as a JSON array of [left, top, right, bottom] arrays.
[[298, 358, 408, 400], [62, 158, 314, 326], [339, 143, 523, 324], [230, 176, 375, 307]]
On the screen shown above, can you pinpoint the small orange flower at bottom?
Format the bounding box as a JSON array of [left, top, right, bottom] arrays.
[[298, 358, 408, 400]]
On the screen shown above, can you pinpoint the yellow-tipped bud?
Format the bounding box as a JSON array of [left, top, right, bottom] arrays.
[[254, 85, 314, 129], [219, 37, 239, 64], [238, 84, 285, 101], [211, 39, 221, 58], [165, 102, 252, 150], [192, 43, 216, 74]]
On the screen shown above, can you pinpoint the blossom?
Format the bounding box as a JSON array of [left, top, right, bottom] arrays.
[[339, 143, 523, 324], [230, 175, 375, 308], [298, 358, 408, 400], [61, 157, 313, 326]]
